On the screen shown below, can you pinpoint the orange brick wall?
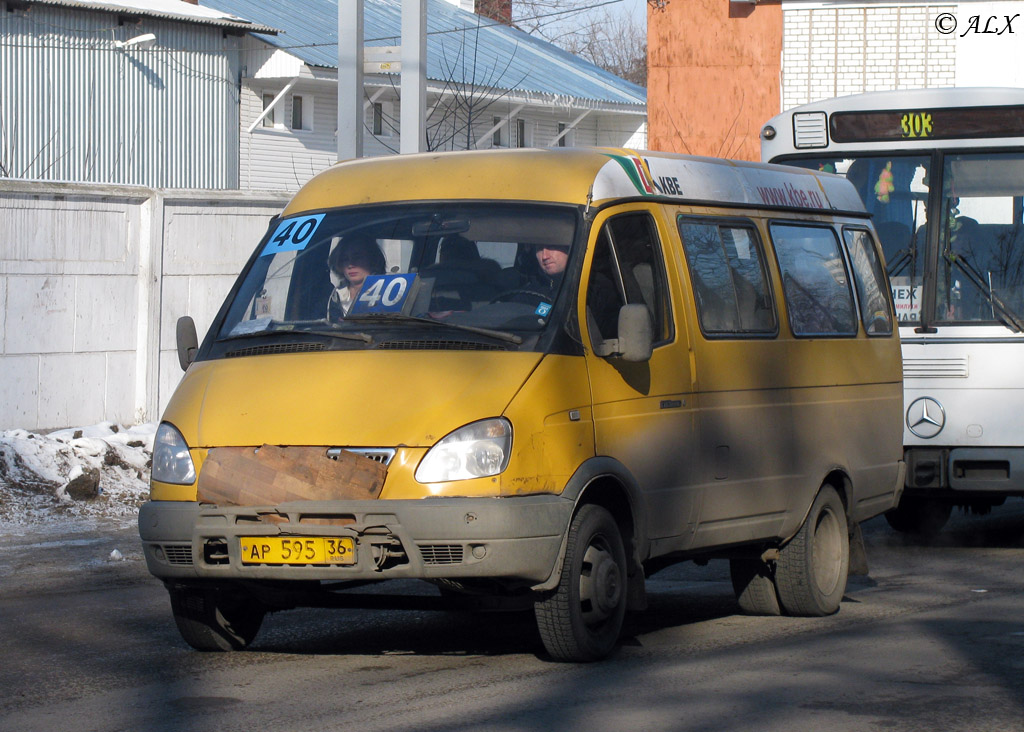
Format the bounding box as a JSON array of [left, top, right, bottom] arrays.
[[647, 1, 782, 161]]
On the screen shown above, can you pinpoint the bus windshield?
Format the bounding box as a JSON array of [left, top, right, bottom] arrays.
[[217, 202, 579, 346], [785, 154, 931, 325], [937, 152, 1024, 328], [782, 152, 1024, 328]]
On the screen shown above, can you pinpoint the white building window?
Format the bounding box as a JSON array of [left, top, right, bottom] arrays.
[[262, 92, 284, 129], [556, 122, 574, 148], [492, 116, 504, 147], [292, 94, 313, 131], [516, 118, 532, 148], [370, 101, 395, 137]]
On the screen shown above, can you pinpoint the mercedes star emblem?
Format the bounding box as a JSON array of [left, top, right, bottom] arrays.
[[906, 397, 945, 439]]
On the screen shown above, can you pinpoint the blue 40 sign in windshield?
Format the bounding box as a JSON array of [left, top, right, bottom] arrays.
[[348, 274, 419, 315], [261, 214, 326, 256]]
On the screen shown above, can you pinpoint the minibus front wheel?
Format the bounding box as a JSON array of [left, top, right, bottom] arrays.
[[534, 504, 627, 662], [775, 485, 850, 617], [168, 583, 266, 651]]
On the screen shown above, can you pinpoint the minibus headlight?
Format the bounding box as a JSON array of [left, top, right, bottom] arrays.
[[415, 418, 512, 483], [151, 422, 197, 485]]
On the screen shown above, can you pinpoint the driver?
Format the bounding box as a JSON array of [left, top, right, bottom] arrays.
[[530, 243, 570, 299]]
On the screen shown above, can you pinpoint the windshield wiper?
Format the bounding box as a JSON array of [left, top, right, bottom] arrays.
[[886, 247, 913, 277], [219, 319, 374, 343], [945, 252, 1024, 333], [346, 312, 523, 345]]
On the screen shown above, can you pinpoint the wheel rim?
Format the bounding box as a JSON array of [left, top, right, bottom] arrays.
[[578, 536, 623, 628], [811, 507, 843, 595]]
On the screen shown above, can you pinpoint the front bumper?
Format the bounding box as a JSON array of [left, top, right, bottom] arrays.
[[138, 495, 573, 584]]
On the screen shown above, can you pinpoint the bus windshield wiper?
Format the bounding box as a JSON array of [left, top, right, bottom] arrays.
[[219, 319, 373, 343], [886, 248, 913, 277], [345, 312, 523, 345], [945, 252, 1024, 333]]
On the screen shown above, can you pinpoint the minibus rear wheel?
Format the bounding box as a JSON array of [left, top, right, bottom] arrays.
[[729, 557, 781, 615], [169, 584, 266, 651], [775, 485, 849, 617], [534, 504, 627, 662]]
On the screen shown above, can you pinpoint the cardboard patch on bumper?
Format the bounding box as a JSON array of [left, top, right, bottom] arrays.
[[197, 446, 386, 506]]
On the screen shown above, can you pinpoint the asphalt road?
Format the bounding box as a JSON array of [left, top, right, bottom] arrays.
[[1, 503, 1022, 732]]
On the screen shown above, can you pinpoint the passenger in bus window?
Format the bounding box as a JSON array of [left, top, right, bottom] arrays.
[[327, 235, 387, 319]]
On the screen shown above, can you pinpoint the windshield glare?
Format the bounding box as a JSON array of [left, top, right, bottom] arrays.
[[218, 203, 579, 341]]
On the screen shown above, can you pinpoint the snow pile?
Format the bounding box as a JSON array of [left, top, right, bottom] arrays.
[[0, 422, 155, 531]]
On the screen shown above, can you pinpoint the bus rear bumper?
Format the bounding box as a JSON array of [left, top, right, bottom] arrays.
[[905, 446, 1024, 496]]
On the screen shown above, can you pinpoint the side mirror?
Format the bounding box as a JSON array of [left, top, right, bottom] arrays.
[[176, 316, 199, 371], [593, 304, 653, 362]]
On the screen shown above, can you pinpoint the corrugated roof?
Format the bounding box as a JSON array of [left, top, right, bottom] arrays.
[[200, 0, 645, 107], [25, 0, 277, 33]]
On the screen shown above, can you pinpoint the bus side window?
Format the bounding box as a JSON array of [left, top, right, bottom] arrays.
[[843, 227, 895, 336]]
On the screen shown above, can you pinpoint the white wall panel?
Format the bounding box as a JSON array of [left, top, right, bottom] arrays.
[[5, 276, 77, 355], [0, 277, 5, 352], [105, 352, 138, 425], [0, 355, 39, 427], [0, 181, 289, 430], [74, 276, 138, 353], [38, 353, 106, 429]]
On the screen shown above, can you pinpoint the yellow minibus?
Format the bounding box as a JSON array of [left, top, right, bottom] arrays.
[[140, 148, 904, 661]]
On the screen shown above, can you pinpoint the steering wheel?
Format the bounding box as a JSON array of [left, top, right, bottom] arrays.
[[490, 289, 550, 304]]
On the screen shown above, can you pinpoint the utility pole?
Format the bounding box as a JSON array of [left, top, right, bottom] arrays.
[[400, 0, 427, 154], [338, 0, 363, 160]]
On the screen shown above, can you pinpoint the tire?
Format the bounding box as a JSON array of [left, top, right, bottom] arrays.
[[534, 504, 627, 662], [729, 557, 781, 616], [885, 497, 952, 537], [169, 585, 265, 651], [775, 485, 849, 617]]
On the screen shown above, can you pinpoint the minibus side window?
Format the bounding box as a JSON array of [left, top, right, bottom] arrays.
[[587, 213, 672, 346], [678, 218, 777, 336], [842, 227, 894, 336], [771, 223, 858, 338]]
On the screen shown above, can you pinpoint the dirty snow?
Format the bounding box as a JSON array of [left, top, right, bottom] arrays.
[[0, 422, 154, 534]]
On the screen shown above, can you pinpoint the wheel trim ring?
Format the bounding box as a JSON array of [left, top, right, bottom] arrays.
[[811, 507, 843, 595]]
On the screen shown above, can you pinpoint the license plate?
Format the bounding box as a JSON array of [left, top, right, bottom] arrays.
[[239, 536, 356, 565]]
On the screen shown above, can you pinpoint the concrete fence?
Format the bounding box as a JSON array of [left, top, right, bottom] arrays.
[[0, 181, 292, 431]]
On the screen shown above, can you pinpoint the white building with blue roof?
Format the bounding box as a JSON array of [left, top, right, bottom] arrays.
[[0, 0, 645, 191], [202, 0, 647, 191]]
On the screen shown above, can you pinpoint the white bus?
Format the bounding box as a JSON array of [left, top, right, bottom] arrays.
[[762, 88, 1024, 535]]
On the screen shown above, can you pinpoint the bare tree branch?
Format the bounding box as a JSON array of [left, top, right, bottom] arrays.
[[513, 1, 647, 87]]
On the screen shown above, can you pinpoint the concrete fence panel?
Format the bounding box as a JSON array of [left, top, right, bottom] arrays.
[[0, 181, 290, 430]]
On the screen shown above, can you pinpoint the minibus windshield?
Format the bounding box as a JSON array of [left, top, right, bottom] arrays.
[[217, 203, 579, 344]]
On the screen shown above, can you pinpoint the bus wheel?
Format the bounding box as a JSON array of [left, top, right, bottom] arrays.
[[775, 485, 849, 617], [169, 584, 265, 651], [729, 557, 781, 615], [535, 504, 627, 662], [885, 497, 952, 537]]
